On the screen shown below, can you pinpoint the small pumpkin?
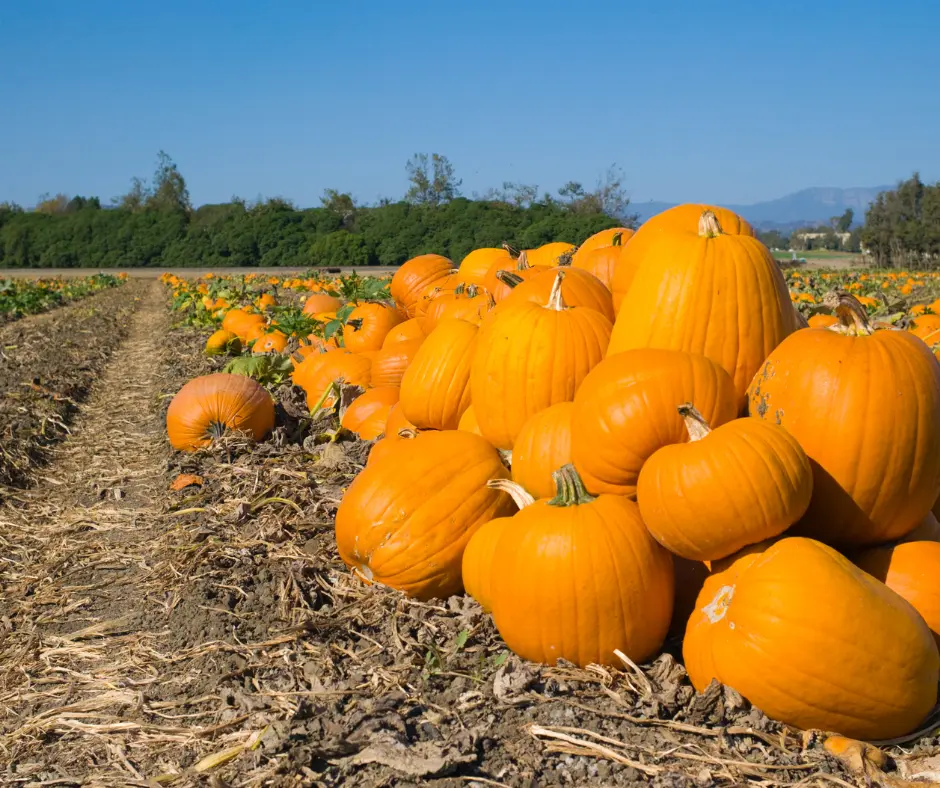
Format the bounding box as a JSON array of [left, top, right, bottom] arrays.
[[571, 231, 632, 288], [341, 386, 400, 440], [571, 227, 634, 265], [166, 373, 275, 452], [205, 329, 241, 356], [511, 402, 574, 499], [383, 402, 420, 439], [335, 430, 516, 600], [684, 537, 939, 740], [344, 303, 404, 353], [489, 464, 674, 667], [302, 293, 343, 315], [390, 254, 454, 318], [637, 405, 813, 561], [253, 330, 288, 354]]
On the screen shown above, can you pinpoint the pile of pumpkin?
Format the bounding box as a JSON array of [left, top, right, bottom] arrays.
[[166, 204, 940, 743]]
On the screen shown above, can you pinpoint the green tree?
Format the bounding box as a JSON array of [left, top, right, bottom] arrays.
[[405, 153, 462, 205], [147, 150, 191, 213]]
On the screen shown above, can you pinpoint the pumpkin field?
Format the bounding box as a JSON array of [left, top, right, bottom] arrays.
[[6, 204, 940, 787]]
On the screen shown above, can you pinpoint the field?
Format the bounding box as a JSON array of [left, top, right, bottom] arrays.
[[2, 240, 940, 787]]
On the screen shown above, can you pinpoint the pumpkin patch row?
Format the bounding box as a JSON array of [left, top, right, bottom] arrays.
[[162, 206, 940, 744]]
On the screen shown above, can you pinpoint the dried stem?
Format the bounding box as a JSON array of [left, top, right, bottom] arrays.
[[698, 211, 724, 238], [676, 403, 712, 442], [545, 271, 568, 312], [486, 478, 535, 510], [822, 290, 874, 336]]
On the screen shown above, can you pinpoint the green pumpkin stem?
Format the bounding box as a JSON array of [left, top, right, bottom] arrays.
[[677, 403, 711, 442], [496, 270, 523, 289], [502, 242, 519, 259], [207, 421, 228, 440], [698, 210, 724, 238], [546, 271, 568, 312], [822, 290, 874, 336], [612, 231, 623, 247], [548, 463, 595, 507]]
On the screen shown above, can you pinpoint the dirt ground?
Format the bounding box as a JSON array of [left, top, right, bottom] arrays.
[[0, 267, 399, 279], [1, 286, 938, 787]]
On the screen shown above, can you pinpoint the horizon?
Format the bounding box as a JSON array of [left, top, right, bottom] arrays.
[[2, 1, 938, 209]]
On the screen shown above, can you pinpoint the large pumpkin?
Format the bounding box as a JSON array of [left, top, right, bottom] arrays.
[[344, 303, 403, 353], [390, 254, 454, 318], [610, 203, 755, 313], [400, 319, 477, 430], [511, 402, 574, 499], [571, 349, 738, 496], [166, 373, 275, 452], [609, 210, 799, 407], [684, 537, 939, 740], [340, 386, 400, 440], [495, 266, 615, 322], [747, 292, 940, 546], [471, 272, 612, 450], [637, 405, 813, 561], [489, 465, 674, 667], [335, 430, 516, 600]]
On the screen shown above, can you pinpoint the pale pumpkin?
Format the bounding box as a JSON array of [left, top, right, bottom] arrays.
[[335, 430, 516, 600], [748, 292, 940, 546], [684, 537, 939, 740], [571, 349, 738, 496], [511, 402, 574, 499], [637, 405, 813, 561]]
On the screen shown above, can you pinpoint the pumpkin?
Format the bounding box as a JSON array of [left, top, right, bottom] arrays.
[[400, 319, 477, 430], [255, 293, 277, 311], [382, 318, 425, 347], [458, 404, 482, 436], [511, 402, 574, 499], [383, 402, 418, 438], [483, 251, 548, 303], [166, 373, 275, 452], [436, 285, 495, 327], [222, 309, 266, 342], [684, 537, 939, 740], [471, 272, 612, 450], [910, 314, 940, 340], [253, 330, 288, 354], [344, 303, 404, 353], [302, 293, 343, 315], [571, 348, 738, 496], [610, 203, 755, 313], [489, 465, 674, 667], [293, 350, 371, 410], [462, 480, 535, 612], [205, 329, 241, 356], [335, 430, 516, 600], [243, 321, 268, 346], [367, 428, 417, 467], [458, 246, 513, 286], [609, 210, 800, 407], [748, 292, 940, 546], [900, 512, 940, 544], [341, 386, 400, 440], [807, 313, 839, 328], [571, 227, 634, 265], [369, 337, 425, 388], [526, 241, 575, 267], [571, 231, 632, 288], [637, 405, 813, 562], [390, 254, 454, 318], [495, 266, 615, 322]]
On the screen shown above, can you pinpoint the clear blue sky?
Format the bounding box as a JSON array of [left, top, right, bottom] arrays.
[[1, 0, 937, 209]]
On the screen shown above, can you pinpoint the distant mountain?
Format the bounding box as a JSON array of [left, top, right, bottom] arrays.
[[630, 186, 891, 232]]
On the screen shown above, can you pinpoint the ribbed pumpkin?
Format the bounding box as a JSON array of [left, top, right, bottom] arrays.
[[335, 430, 516, 600], [390, 254, 454, 318], [483, 251, 548, 303], [637, 406, 813, 561], [302, 293, 343, 315], [253, 330, 288, 354], [490, 465, 674, 667], [369, 337, 424, 388], [609, 210, 799, 407], [383, 403, 422, 440], [610, 203, 755, 313], [471, 272, 612, 450], [344, 303, 403, 353], [205, 329, 240, 356], [511, 402, 574, 499], [458, 404, 482, 436], [571, 227, 634, 265], [571, 349, 738, 496], [901, 512, 940, 544], [855, 541, 940, 650], [400, 319, 477, 430], [437, 285, 495, 327], [293, 350, 371, 410], [572, 231, 632, 288], [458, 247, 513, 286], [526, 241, 575, 267], [340, 386, 400, 440], [462, 480, 535, 612], [748, 292, 940, 546], [166, 373, 275, 452], [382, 318, 425, 347], [495, 266, 615, 322], [684, 537, 939, 740]]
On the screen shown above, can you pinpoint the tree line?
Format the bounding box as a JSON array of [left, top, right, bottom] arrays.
[[0, 152, 631, 269], [859, 174, 940, 268]]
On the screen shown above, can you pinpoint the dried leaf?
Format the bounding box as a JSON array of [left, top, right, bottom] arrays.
[[170, 473, 204, 491]]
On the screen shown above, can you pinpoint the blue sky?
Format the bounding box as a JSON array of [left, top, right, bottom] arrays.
[[1, 1, 937, 209]]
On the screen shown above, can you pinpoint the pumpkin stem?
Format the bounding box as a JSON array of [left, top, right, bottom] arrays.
[[502, 242, 519, 258], [548, 463, 595, 507], [466, 284, 478, 298], [698, 210, 724, 238], [516, 250, 531, 270], [612, 231, 623, 247], [545, 271, 568, 312], [822, 290, 874, 336], [396, 428, 418, 439], [310, 380, 337, 414], [207, 421, 228, 440], [486, 478, 535, 510], [496, 270, 523, 289], [454, 282, 467, 296], [677, 403, 712, 441]]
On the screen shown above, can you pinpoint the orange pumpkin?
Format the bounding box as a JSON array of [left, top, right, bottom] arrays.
[[571, 231, 633, 288], [344, 303, 404, 353], [609, 210, 800, 407], [637, 406, 813, 561], [335, 430, 516, 600], [525, 241, 575, 267], [382, 403, 423, 440], [610, 203, 755, 313], [457, 404, 482, 436], [253, 330, 288, 354], [571, 226, 634, 265], [457, 246, 513, 286], [489, 465, 674, 667], [302, 293, 343, 316], [341, 386, 400, 440], [369, 337, 425, 388], [471, 272, 612, 450], [435, 285, 495, 327], [390, 254, 454, 318], [910, 314, 940, 340], [807, 313, 839, 328], [293, 350, 371, 410], [571, 348, 738, 497], [684, 537, 939, 740], [166, 373, 275, 452], [511, 402, 574, 499], [900, 511, 940, 544], [382, 317, 425, 347], [748, 292, 940, 546], [400, 319, 477, 430], [483, 251, 548, 303], [205, 329, 240, 356], [495, 266, 615, 322]]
